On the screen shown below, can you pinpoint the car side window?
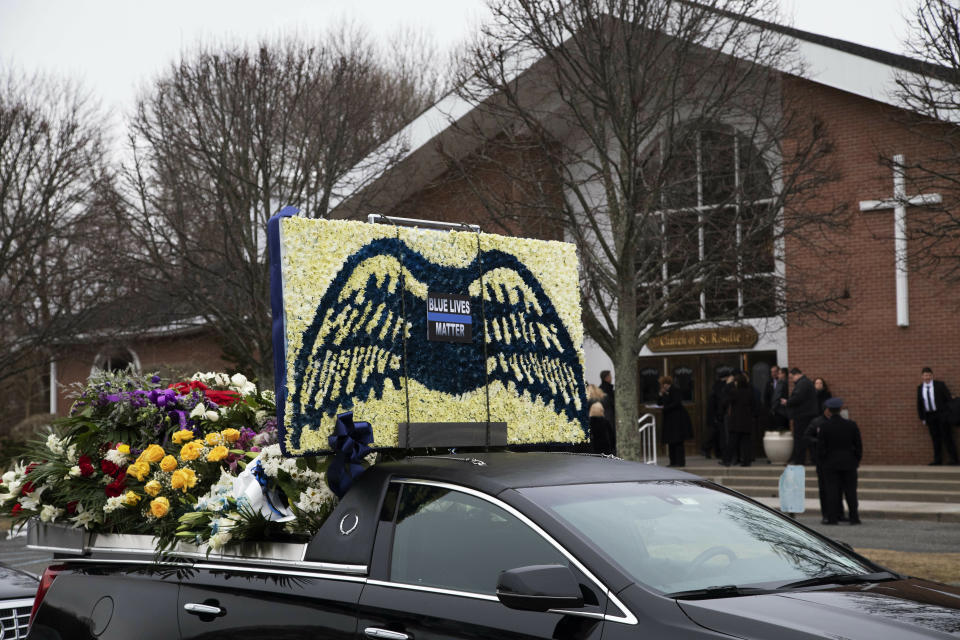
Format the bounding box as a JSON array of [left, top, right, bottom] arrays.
[[389, 484, 569, 595]]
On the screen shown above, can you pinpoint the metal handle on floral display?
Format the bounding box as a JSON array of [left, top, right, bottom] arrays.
[[184, 602, 224, 616], [364, 628, 411, 640]]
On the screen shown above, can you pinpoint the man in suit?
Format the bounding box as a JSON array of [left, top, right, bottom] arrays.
[[917, 367, 959, 466], [817, 397, 862, 524], [764, 365, 789, 431], [781, 367, 819, 465]]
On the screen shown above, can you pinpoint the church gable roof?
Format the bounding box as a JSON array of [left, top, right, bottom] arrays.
[[330, 9, 949, 217]]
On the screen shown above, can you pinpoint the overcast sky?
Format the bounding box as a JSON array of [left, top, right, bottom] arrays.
[[0, 0, 916, 121]]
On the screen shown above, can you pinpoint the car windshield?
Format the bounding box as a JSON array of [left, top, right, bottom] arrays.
[[518, 481, 872, 596]]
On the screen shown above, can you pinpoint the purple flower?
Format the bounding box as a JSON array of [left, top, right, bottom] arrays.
[[150, 375, 161, 384], [147, 388, 178, 408]]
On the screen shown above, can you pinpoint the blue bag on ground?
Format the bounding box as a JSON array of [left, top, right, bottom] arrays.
[[779, 464, 806, 513]]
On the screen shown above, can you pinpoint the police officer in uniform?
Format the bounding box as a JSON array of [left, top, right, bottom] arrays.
[[817, 397, 862, 525]]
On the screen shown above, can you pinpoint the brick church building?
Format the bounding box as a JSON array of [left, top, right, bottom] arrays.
[[324, 19, 960, 465], [41, 16, 958, 466]]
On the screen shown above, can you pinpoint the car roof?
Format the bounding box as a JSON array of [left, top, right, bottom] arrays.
[[372, 451, 699, 496]]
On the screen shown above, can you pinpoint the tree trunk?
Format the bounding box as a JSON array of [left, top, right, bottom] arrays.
[[613, 274, 640, 460]]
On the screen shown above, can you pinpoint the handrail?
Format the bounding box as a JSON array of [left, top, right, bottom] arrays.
[[637, 413, 657, 465]]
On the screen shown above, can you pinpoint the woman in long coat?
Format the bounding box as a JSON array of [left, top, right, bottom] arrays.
[[723, 372, 758, 467], [658, 375, 693, 467]]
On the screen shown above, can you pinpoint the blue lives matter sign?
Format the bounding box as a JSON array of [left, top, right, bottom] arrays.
[[426, 291, 472, 343]]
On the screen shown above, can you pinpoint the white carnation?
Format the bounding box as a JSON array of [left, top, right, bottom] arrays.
[[46, 434, 65, 455], [295, 485, 336, 514], [40, 504, 64, 522], [68, 466, 83, 478], [104, 448, 130, 466], [209, 531, 233, 550], [66, 444, 78, 464], [103, 496, 126, 514]]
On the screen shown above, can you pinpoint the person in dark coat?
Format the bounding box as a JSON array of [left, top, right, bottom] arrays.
[[814, 377, 833, 414], [782, 367, 819, 465], [804, 409, 847, 523], [599, 370, 615, 425], [588, 401, 616, 455], [658, 375, 692, 467], [916, 367, 959, 465], [722, 372, 757, 467], [817, 397, 862, 524], [704, 370, 730, 459], [764, 365, 789, 430]]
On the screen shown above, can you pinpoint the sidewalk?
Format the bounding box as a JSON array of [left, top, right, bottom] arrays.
[[752, 496, 960, 523]]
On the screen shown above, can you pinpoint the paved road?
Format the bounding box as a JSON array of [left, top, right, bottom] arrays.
[[1, 529, 51, 577]]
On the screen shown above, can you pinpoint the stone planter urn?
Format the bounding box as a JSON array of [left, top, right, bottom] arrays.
[[763, 430, 793, 464]]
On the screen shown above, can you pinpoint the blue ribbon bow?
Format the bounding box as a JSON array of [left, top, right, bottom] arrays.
[[251, 459, 289, 517], [326, 412, 374, 498]]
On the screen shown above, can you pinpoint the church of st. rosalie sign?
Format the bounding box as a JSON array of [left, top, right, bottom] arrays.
[[647, 326, 758, 352]]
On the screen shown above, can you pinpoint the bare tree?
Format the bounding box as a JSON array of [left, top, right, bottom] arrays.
[[890, 0, 960, 283], [445, 0, 847, 458], [0, 68, 117, 397], [121, 29, 441, 382]]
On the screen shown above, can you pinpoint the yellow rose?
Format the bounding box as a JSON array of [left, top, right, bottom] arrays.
[[220, 428, 240, 444], [180, 441, 204, 461], [150, 496, 170, 518], [123, 491, 141, 506], [117, 443, 130, 454], [206, 445, 229, 462], [139, 444, 165, 464], [170, 468, 198, 493], [144, 480, 162, 497], [172, 430, 195, 444], [160, 455, 177, 472], [128, 461, 151, 481], [204, 432, 222, 446]]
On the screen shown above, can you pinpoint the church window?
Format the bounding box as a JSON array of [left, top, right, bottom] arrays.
[[640, 125, 776, 321]]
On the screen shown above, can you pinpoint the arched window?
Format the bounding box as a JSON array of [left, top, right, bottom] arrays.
[[92, 348, 141, 375], [639, 124, 777, 321]]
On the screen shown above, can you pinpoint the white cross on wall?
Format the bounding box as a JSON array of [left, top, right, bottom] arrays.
[[859, 154, 942, 327]]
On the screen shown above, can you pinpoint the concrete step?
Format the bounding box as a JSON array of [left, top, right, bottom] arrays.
[[721, 483, 960, 503], [697, 476, 960, 493], [672, 460, 960, 521], [683, 463, 960, 481]]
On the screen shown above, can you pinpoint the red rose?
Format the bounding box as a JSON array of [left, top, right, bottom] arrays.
[[205, 390, 241, 407], [11, 503, 22, 515], [67, 501, 78, 515], [105, 471, 127, 498], [100, 460, 119, 476], [169, 380, 209, 394], [78, 455, 95, 477]]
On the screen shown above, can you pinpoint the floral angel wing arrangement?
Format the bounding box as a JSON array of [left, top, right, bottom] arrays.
[[269, 210, 589, 457], [0, 369, 355, 552]]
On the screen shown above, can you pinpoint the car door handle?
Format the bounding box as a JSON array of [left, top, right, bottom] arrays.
[[364, 628, 411, 640], [184, 602, 224, 616]]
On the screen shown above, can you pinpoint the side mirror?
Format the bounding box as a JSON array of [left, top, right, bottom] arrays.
[[496, 564, 584, 612]]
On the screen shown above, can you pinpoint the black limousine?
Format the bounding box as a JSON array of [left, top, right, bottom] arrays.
[[27, 452, 960, 639]]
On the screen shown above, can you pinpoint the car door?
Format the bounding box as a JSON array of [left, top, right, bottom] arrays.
[[177, 561, 363, 639], [357, 480, 610, 640]]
